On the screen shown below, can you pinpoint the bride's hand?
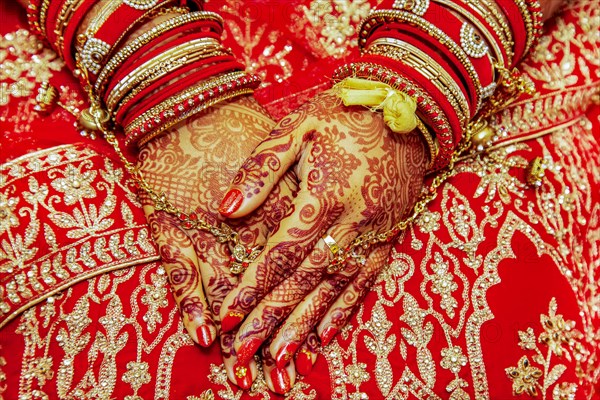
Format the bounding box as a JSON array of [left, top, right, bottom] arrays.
[[217, 90, 428, 372], [138, 96, 298, 388]]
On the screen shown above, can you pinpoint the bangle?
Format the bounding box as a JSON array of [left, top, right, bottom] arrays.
[[432, 0, 507, 67], [366, 40, 470, 125], [126, 72, 260, 146], [117, 58, 243, 126], [105, 37, 222, 112], [333, 62, 456, 170], [359, 10, 485, 114], [75, 0, 179, 74], [461, 0, 514, 62], [94, 11, 222, 95], [51, 0, 94, 59], [415, 118, 438, 170]]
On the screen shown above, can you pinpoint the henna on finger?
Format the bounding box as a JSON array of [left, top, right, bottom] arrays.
[[295, 332, 320, 376], [317, 244, 392, 346]]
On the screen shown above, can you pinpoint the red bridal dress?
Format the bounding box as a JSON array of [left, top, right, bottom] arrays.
[[1, 0, 598, 399]]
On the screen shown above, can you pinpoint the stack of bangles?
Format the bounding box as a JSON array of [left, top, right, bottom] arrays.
[[27, 0, 261, 147], [332, 0, 543, 172]]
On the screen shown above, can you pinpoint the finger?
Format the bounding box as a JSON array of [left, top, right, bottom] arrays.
[[317, 244, 391, 346], [220, 331, 258, 390], [218, 110, 308, 218], [143, 204, 217, 347], [233, 226, 357, 366], [295, 332, 320, 376], [262, 338, 296, 395], [219, 183, 343, 334], [268, 251, 362, 368]]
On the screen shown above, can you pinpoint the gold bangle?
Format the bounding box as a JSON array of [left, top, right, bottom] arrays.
[[462, 0, 514, 59], [105, 38, 222, 112], [94, 11, 220, 96], [359, 10, 483, 112], [77, 2, 186, 75], [53, 0, 87, 57], [367, 38, 470, 125], [127, 71, 248, 144], [415, 118, 438, 170], [115, 48, 230, 116]]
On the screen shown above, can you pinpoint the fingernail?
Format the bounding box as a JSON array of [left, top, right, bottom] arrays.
[[196, 323, 216, 347], [320, 326, 338, 346], [275, 341, 300, 369], [219, 188, 244, 217], [221, 312, 244, 333], [237, 337, 262, 365], [233, 361, 253, 390], [295, 349, 314, 376], [270, 366, 291, 394]]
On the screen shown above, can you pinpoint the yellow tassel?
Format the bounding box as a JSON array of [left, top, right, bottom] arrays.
[[334, 78, 418, 134]]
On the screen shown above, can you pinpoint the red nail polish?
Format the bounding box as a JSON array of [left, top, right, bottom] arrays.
[[320, 326, 338, 346], [295, 349, 314, 376], [270, 366, 291, 394], [234, 361, 253, 390], [237, 337, 262, 365], [221, 312, 244, 333], [275, 341, 300, 369], [219, 188, 244, 217], [196, 324, 215, 347]]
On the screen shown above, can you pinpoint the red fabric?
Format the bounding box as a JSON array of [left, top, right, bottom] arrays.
[[1, 1, 599, 399]]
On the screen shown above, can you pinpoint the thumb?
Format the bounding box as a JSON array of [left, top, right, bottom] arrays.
[[219, 127, 301, 218]]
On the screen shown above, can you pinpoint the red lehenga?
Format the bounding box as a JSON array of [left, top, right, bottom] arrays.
[[1, 0, 599, 399]]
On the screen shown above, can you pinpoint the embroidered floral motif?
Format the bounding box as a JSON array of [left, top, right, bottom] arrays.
[[506, 356, 544, 396], [506, 298, 583, 398], [302, 0, 370, 57], [0, 145, 159, 328]]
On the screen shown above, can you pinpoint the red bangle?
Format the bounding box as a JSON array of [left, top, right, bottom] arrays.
[[359, 9, 493, 113], [107, 29, 220, 90], [364, 55, 463, 143], [118, 58, 243, 126], [495, 0, 529, 63], [333, 60, 458, 170], [94, 12, 223, 96], [125, 73, 261, 146], [76, 0, 177, 74], [367, 26, 476, 113], [52, 0, 96, 60]]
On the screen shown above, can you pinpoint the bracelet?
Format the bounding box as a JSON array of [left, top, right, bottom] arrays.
[[94, 11, 222, 95], [432, 0, 507, 67], [333, 62, 455, 171], [462, 0, 514, 62], [51, 0, 95, 59], [367, 39, 470, 123], [415, 118, 438, 170], [76, 0, 178, 74], [359, 10, 484, 113], [105, 38, 222, 112], [126, 71, 260, 146], [115, 52, 234, 121], [118, 58, 243, 126]]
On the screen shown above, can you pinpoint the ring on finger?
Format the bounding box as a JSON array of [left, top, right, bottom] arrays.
[[322, 234, 341, 255]]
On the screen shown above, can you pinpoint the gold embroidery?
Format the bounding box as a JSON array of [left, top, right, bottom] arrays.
[[506, 298, 583, 398], [301, 0, 370, 58], [0, 145, 159, 328]]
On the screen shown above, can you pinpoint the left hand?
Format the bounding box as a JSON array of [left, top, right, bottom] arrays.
[[216, 90, 428, 372]]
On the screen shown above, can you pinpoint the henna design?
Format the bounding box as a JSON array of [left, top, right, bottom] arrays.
[[224, 90, 428, 352]]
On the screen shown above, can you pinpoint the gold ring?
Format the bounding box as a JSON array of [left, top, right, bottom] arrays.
[[322, 234, 340, 255]]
